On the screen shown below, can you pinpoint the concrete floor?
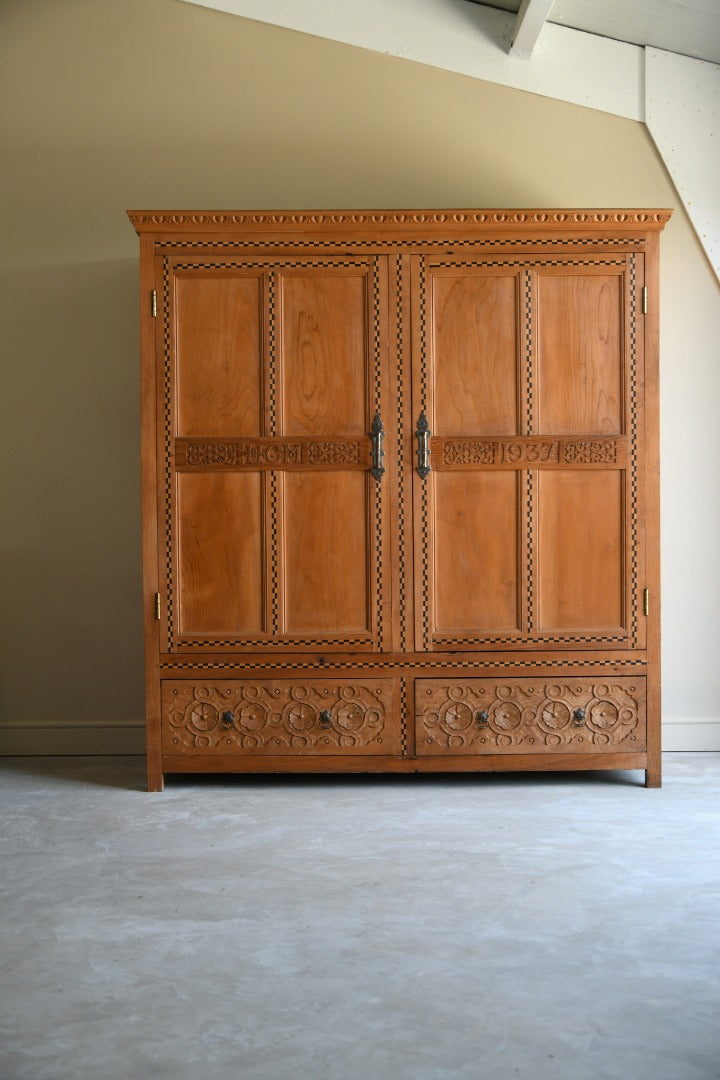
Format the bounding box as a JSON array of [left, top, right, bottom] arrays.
[[0, 755, 719, 1080]]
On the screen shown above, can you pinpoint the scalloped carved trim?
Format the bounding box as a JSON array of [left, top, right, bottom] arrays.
[[129, 208, 672, 230]]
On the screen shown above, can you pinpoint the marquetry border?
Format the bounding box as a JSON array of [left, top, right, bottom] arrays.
[[629, 254, 639, 647], [396, 254, 408, 651], [153, 236, 646, 256], [160, 657, 648, 673]]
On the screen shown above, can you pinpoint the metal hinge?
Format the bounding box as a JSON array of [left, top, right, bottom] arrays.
[[155, 592, 161, 620], [643, 588, 649, 617], [151, 290, 157, 318], [642, 286, 648, 315]]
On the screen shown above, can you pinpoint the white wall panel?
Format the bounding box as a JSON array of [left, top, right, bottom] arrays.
[[646, 49, 720, 282]]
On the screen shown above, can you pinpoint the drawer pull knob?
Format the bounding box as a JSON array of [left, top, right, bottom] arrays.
[[221, 710, 235, 728], [476, 710, 490, 725], [572, 707, 586, 727], [319, 709, 333, 728]]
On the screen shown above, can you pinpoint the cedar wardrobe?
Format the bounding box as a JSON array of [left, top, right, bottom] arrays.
[[129, 208, 670, 791]]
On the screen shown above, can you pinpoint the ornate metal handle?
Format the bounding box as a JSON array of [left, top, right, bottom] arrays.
[[221, 710, 235, 728], [416, 411, 431, 479], [572, 707, 586, 728], [319, 709, 333, 728], [370, 412, 385, 480], [476, 710, 489, 726]]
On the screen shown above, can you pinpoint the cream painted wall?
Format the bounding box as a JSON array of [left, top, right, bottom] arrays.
[[1, 0, 718, 754]]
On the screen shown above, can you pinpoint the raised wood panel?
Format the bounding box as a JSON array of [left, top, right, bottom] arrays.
[[432, 472, 520, 634], [280, 272, 368, 437], [174, 273, 263, 438], [537, 272, 623, 436], [176, 473, 264, 636], [282, 471, 370, 634], [537, 469, 624, 631], [431, 272, 520, 436]]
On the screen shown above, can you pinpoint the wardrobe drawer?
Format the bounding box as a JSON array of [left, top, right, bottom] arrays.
[[162, 679, 399, 755], [415, 677, 646, 755]]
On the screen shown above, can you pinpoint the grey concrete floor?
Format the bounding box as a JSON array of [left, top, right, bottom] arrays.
[[0, 755, 719, 1080]]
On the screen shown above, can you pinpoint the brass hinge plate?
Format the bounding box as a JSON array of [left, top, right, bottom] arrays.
[[155, 592, 161, 620], [151, 290, 157, 318], [642, 286, 648, 315], [643, 588, 649, 617]]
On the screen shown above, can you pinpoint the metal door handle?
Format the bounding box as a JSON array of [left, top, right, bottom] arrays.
[[370, 412, 385, 480], [416, 411, 431, 478]]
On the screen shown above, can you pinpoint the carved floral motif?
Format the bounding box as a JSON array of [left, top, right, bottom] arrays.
[[163, 682, 394, 754], [185, 443, 238, 466], [443, 441, 494, 466], [307, 442, 360, 465], [179, 439, 361, 469], [563, 441, 617, 464], [416, 679, 645, 754]]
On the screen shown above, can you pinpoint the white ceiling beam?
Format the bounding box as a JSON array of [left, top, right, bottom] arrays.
[[509, 0, 556, 59]]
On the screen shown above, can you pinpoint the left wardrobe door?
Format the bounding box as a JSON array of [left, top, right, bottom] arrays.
[[157, 255, 391, 654]]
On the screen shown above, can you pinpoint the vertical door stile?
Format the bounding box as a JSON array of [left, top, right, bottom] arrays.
[[410, 254, 431, 652], [629, 251, 647, 650], [371, 254, 389, 652], [526, 265, 537, 643], [157, 252, 172, 652], [265, 264, 280, 641]]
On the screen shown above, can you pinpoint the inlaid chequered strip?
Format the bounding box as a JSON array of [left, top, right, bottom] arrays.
[[372, 259, 384, 647], [162, 259, 174, 647], [524, 270, 534, 435], [157, 235, 643, 254], [433, 631, 626, 646], [268, 272, 279, 636], [396, 254, 408, 651], [176, 635, 371, 648], [523, 270, 535, 634], [400, 676, 408, 756], [269, 472, 279, 637], [431, 256, 625, 272], [162, 656, 647, 673], [419, 257, 431, 651], [268, 272, 277, 439], [629, 254, 639, 646]]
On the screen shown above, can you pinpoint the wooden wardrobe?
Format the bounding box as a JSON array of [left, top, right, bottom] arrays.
[[129, 208, 670, 791]]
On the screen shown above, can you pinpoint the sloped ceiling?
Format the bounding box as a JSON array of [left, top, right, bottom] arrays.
[[468, 0, 720, 64], [179, 0, 720, 279]]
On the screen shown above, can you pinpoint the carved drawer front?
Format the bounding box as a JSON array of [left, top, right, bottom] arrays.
[[415, 678, 646, 755], [162, 680, 399, 755]]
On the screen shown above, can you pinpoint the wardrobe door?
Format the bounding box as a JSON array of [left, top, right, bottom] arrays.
[[411, 252, 645, 652], [160, 254, 391, 653]]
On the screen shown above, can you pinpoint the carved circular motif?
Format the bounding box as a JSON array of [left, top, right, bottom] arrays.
[[494, 703, 522, 731], [337, 704, 365, 731], [539, 701, 571, 732], [187, 703, 219, 734], [285, 703, 316, 732], [588, 700, 619, 730], [238, 704, 269, 732], [441, 703, 473, 732]]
